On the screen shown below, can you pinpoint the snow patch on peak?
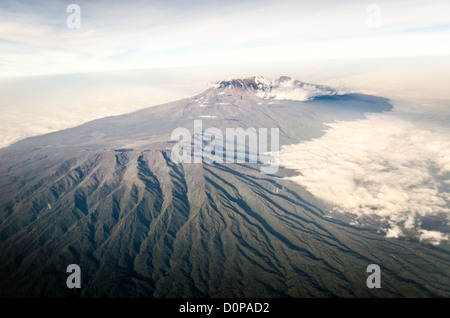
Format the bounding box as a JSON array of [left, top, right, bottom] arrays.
[[216, 76, 270, 91], [254, 76, 271, 88]]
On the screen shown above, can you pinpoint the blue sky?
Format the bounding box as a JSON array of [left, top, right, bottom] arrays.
[[1, 0, 449, 77]]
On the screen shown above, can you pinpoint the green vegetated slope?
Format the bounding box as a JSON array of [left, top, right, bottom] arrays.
[[0, 149, 448, 297]]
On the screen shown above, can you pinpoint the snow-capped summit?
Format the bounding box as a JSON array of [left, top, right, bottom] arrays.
[[213, 76, 340, 101], [217, 76, 271, 91]]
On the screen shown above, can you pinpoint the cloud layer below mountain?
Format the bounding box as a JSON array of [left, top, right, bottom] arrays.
[[256, 77, 341, 101], [280, 113, 450, 245]]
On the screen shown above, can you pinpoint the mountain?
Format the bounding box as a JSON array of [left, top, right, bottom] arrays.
[[0, 76, 448, 297]]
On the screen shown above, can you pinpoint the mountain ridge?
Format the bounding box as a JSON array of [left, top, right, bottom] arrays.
[[1, 77, 448, 297]]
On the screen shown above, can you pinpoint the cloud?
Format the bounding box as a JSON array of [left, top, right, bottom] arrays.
[[1, 0, 450, 77], [385, 225, 403, 239], [256, 77, 342, 101], [280, 113, 450, 244], [419, 229, 449, 246]]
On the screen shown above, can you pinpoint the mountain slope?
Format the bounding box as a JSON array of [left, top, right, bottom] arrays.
[[0, 77, 448, 297]]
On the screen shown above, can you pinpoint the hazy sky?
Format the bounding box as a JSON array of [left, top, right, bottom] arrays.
[[1, 0, 450, 77]]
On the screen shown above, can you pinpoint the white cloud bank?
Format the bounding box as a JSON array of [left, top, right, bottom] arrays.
[[256, 77, 342, 101], [280, 113, 450, 245]]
